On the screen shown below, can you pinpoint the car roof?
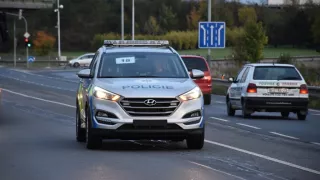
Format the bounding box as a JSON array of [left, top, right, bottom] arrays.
[[180, 55, 205, 58], [245, 63, 295, 67], [102, 47, 174, 54]]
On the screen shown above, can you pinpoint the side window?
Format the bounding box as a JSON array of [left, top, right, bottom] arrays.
[[89, 52, 99, 69], [240, 67, 250, 83], [235, 67, 247, 82], [90, 52, 100, 77]]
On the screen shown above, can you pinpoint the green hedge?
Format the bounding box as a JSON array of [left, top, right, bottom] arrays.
[[92, 31, 198, 51]]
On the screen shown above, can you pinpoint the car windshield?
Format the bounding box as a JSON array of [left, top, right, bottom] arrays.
[[97, 52, 189, 78], [253, 66, 302, 80], [181, 57, 208, 71]]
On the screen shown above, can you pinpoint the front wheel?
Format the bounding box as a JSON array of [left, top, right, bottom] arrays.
[[204, 94, 211, 105], [186, 129, 204, 150], [85, 108, 102, 150], [76, 105, 86, 142], [227, 98, 235, 116]]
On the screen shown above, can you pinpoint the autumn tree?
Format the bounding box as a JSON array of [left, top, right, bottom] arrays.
[[232, 7, 268, 63], [33, 31, 56, 56], [143, 16, 160, 35]]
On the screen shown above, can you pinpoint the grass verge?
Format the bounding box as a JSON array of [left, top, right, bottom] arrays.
[[211, 84, 320, 110]]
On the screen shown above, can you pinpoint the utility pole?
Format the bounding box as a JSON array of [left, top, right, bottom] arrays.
[[13, 20, 16, 68], [57, 0, 61, 60], [121, 0, 124, 40], [132, 0, 135, 40], [207, 0, 212, 63]]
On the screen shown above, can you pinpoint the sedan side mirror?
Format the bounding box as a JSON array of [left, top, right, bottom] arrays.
[[191, 69, 204, 79], [77, 69, 92, 78], [228, 77, 234, 82]]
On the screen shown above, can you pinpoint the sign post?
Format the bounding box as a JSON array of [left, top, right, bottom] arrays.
[[198, 21, 226, 65]]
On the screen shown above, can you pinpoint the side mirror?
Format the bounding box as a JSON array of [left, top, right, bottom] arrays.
[[77, 69, 92, 78], [228, 77, 234, 82], [190, 69, 204, 79]]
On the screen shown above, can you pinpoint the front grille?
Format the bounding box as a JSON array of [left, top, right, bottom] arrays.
[[119, 98, 181, 116]]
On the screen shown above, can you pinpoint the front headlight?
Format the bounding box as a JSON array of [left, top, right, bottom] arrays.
[[93, 86, 121, 101], [178, 87, 202, 101]]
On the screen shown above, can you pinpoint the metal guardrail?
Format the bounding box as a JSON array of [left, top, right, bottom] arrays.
[[212, 78, 320, 97]]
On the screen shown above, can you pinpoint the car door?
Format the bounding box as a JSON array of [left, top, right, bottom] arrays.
[[229, 67, 247, 107], [78, 52, 99, 121], [238, 66, 251, 102]]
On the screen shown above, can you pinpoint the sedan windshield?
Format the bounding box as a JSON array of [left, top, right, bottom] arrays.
[[97, 52, 189, 78]]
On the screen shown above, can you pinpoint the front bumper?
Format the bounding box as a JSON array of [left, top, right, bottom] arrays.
[[90, 96, 205, 131], [91, 126, 204, 140], [244, 97, 309, 111]]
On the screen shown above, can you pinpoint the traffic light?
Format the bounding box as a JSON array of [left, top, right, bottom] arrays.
[[24, 38, 31, 47]]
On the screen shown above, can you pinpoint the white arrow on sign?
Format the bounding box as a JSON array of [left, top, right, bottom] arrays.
[[218, 25, 224, 46], [200, 25, 207, 45], [24, 32, 30, 38], [210, 25, 214, 45]]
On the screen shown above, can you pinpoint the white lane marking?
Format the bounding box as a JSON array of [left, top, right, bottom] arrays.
[[210, 117, 229, 122], [189, 161, 247, 180], [2, 88, 76, 108], [0, 74, 75, 92], [309, 109, 320, 113], [205, 140, 320, 175], [312, 113, 320, 116], [236, 123, 261, 130], [214, 101, 225, 104], [311, 142, 320, 146], [10, 68, 79, 83], [269, 132, 299, 140]]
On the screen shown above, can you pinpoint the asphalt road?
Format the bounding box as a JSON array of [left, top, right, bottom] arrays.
[[1, 66, 320, 180]]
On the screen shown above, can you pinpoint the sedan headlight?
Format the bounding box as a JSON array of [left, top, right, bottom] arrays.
[[178, 87, 202, 101], [93, 86, 120, 101]]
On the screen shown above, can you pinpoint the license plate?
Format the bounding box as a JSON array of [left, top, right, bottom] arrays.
[[268, 88, 288, 93]]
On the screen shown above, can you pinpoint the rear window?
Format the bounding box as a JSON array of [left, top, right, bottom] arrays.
[[181, 57, 208, 71], [253, 66, 302, 80]]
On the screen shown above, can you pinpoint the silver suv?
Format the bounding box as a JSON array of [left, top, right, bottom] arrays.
[[76, 40, 206, 150]]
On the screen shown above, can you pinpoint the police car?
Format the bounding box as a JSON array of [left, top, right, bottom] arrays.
[[76, 40, 206, 150], [226, 63, 309, 120]]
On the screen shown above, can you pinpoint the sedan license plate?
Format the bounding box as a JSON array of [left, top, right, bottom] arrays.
[[268, 88, 288, 93]]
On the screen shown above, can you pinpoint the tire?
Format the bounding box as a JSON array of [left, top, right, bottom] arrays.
[[241, 100, 251, 118], [76, 104, 86, 142], [73, 62, 80, 68], [281, 112, 289, 118], [227, 98, 235, 116], [186, 128, 204, 150], [204, 94, 211, 105], [85, 108, 102, 150], [297, 111, 307, 121]]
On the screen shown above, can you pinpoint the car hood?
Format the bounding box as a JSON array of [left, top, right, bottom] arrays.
[[93, 78, 196, 98]]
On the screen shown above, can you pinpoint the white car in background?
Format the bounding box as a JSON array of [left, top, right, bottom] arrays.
[[69, 53, 95, 67]]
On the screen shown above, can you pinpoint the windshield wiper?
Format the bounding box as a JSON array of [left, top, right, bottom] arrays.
[[125, 75, 166, 78]]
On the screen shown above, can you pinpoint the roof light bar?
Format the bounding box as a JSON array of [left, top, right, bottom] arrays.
[[103, 40, 169, 46]]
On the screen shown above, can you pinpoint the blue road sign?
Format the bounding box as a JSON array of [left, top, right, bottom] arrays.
[[198, 21, 226, 49], [28, 56, 35, 63]]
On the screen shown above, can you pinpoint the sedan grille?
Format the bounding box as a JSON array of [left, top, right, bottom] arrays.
[[119, 98, 181, 117]]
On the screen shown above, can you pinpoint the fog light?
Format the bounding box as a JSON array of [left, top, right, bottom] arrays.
[[190, 112, 200, 117], [97, 111, 108, 117]]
